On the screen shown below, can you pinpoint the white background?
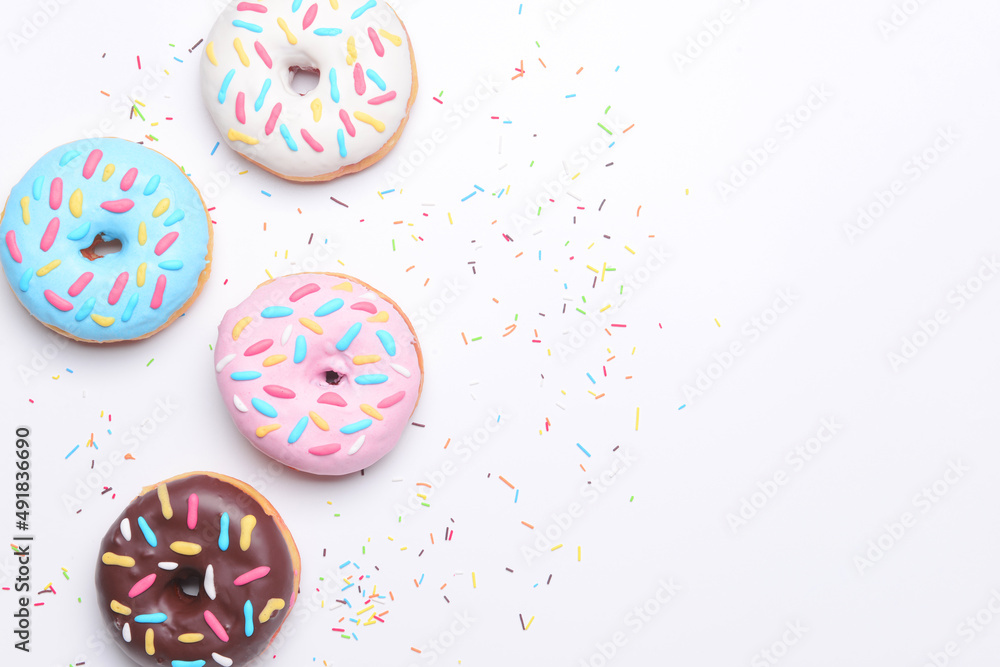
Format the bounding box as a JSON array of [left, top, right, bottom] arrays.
[[1, 0, 999, 665]]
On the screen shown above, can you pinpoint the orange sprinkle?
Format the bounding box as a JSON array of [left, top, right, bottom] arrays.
[[424, 278, 429, 286], [100, 90, 110, 96], [392, 220, 404, 225], [515, 252, 523, 258], [416, 482, 431, 488], [413, 579, 419, 588], [576, 66, 583, 74], [623, 124, 635, 133], [411, 647, 421, 653], [444, 438, 451, 449], [430, 533, 435, 545], [498, 475, 514, 489], [492, 297, 499, 303], [636, 205, 642, 216], [521, 521, 534, 529], [461, 332, 468, 345], [538, 58, 546, 68], [440, 583, 447, 590], [405, 265, 415, 272], [595, 393, 606, 399]]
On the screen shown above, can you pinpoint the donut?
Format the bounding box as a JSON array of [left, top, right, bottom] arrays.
[[214, 272, 423, 475], [95, 472, 300, 667], [200, 0, 417, 182], [0, 138, 213, 342]]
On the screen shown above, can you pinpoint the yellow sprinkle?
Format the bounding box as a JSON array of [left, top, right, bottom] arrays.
[[551, 544, 563, 551], [145, 628, 154, 655], [178, 633, 204, 643], [258, 598, 286, 623], [277, 17, 298, 44], [309, 411, 330, 431], [240, 515, 257, 551], [353, 111, 385, 132], [138, 221, 147, 246], [102, 552, 135, 568], [332, 281, 353, 292], [233, 37, 250, 67], [137, 263, 147, 287], [102, 164, 115, 182], [353, 355, 380, 365], [157, 483, 173, 519], [311, 98, 322, 122], [233, 316, 253, 340], [110, 600, 131, 615], [355, 604, 374, 616], [378, 28, 402, 46], [329, 0, 339, 8], [256, 424, 280, 437], [228, 128, 259, 145], [624, 245, 635, 255], [360, 404, 383, 421], [299, 317, 323, 334], [69, 189, 83, 218], [346, 36, 357, 65], [525, 616, 535, 630], [169, 541, 202, 556], [36, 259, 60, 276], [152, 198, 170, 218], [91, 313, 115, 327], [366, 311, 389, 323], [20, 197, 30, 224], [600, 305, 611, 312], [586, 265, 599, 274], [472, 572, 477, 588], [206, 41, 218, 66], [263, 354, 287, 367], [715, 318, 721, 327], [578, 546, 582, 561]]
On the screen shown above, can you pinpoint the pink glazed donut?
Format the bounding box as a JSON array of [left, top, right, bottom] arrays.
[[214, 273, 423, 475]]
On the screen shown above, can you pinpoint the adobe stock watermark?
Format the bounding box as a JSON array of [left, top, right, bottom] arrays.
[[673, 0, 758, 72], [410, 278, 468, 335], [521, 447, 637, 563], [545, 0, 593, 30], [406, 611, 476, 666], [726, 418, 843, 533], [751, 622, 809, 667], [843, 127, 959, 244], [853, 460, 969, 575], [918, 589, 1000, 667], [577, 578, 681, 667], [887, 255, 997, 372], [877, 0, 932, 40], [717, 85, 833, 202], [15, 332, 71, 384], [7, 0, 73, 52], [680, 289, 797, 404]]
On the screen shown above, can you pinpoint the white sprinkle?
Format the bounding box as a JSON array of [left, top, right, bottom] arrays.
[[469, 380, 480, 386], [233, 395, 248, 413], [205, 564, 216, 600], [358, 291, 377, 301], [158, 562, 178, 570], [567, 191, 581, 201], [212, 653, 234, 666], [555, 402, 566, 410], [120, 518, 131, 541], [122, 623, 131, 643], [280, 323, 293, 345], [390, 363, 411, 378], [215, 354, 236, 373], [391, 477, 403, 482], [348, 435, 365, 455]]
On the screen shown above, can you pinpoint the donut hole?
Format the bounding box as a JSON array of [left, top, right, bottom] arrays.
[[170, 570, 202, 601], [325, 370, 345, 385], [80, 234, 122, 261], [288, 66, 321, 95]]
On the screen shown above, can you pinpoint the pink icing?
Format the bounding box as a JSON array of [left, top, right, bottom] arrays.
[[5, 230, 21, 263], [214, 273, 422, 476], [254, 41, 273, 69], [204, 610, 229, 642], [40, 217, 59, 252], [302, 3, 318, 29], [120, 167, 138, 191], [128, 573, 156, 598], [82, 149, 102, 179], [49, 177, 62, 210], [108, 272, 129, 305], [368, 27, 385, 57]]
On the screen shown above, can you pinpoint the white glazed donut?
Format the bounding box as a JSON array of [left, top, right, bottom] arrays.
[[200, 0, 417, 181]]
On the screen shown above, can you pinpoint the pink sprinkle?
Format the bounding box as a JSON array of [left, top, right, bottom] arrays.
[[265, 103, 282, 135], [254, 40, 273, 68], [237, 1, 267, 11], [128, 573, 156, 598], [299, 128, 324, 152], [101, 199, 134, 213], [244, 339, 274, 356], [68, 273, 93, 297], [264, 385, 296, 399], [136, 55, 141, 70], [82, 149, 102, 179], [120, 167, 139, 191], [108, 272, 129, 305], [350, 301, 377, 313], [377, 391, 405, 409], [204, 610, 229, 642], [44, 290, 73, 312], [353, 62, 366, 95], [5, 230, 22, 263], [49, 177, 62, 210], [236, 91, 247, 124], [317, 392, 347, 407], [187, 493, 199, 530], [289, 283, 320, 302], [39, 217, 60, 252], [302, 3, 318, 29], [368, 27, 384, 57], [368, 91, 396, 105], [339, 109, 356, 137], [150, 274, 166, 310], [233, 566, 271, 586], [154, 231, 179, 256], [308, 443, 342, 456]]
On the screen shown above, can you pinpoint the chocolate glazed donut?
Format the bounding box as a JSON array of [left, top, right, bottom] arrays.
[[95, 472, 300, 667]]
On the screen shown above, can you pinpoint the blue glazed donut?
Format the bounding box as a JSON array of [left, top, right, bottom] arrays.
[[0, 138, 212, 342]]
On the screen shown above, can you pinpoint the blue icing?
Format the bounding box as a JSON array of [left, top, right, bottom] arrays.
[[351, 0, 376, 20], [231, 371, 262, 381], [292, 0, 302, 12], [279, 124, 298, 151], [143, 174, 161, 196], [315, 28, 343, 36], [355, 374, 388, 385], [219, 512, 230, 551], [0, 138, 211, 341], [376, 329, 396, 356], [338, 129, 347, 157], [340, 419, 372, 434], [251, 397, 278, 418], [366, 69, 386, 91], [288, 416, 309, 444], [219, 69, 236, 103], [244, 600, 254, 637], [294, 335, 307, 363], [314, 298, 344, 316], [137, 516, 157, 547], [336, 322, 362, 351], [329, 68, 340, 103], [254, 78, 271, 112], [262, 306, 293, 318]]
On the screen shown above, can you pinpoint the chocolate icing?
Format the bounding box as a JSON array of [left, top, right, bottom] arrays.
[[95, 473, 298, 666]]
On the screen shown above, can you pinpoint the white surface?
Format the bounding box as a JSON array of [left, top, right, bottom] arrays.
[[1, 1, 999, 665]]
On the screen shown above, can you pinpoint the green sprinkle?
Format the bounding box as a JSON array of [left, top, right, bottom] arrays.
[[169, 43, 175, 47], [535, 41, 540, 47], [421, 502, 430, 507], [341, 633, 351, 639], [147, 135, 159, 141], [514, 313, 519, 321], [471, 336, 482, 342], [146, 358, 154, 367], [529, 160, 534, 167], [132, 105, 145, 121], [334, 513, 340, 517], [576, 308, 586, 315], [604, 105, 611, 114], [537, 206, 541, 215], [605, 267, 616, 272], [362, 546, 366, 554], [597, 123, 612, 135], [392, 239, 396, 251], [581, 296, 587, 303], [630, 496, 634, 502]]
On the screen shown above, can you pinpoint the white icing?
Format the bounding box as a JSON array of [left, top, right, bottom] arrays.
[[216, 353, 237, 372], [390, 362, 410, 377], [348, 434, 365, 455], [234, 394, 249, 412], [212, 653, 234, 667], [120, 518, 131, 541], [201, 0, 415, 179], [205, 563, 217, 600], [281, 323, 293, 345], [157, 561, 178, 570], [122, 622, 131, 643]]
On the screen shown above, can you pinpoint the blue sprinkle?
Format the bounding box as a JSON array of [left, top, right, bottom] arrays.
[[615, 65, 620, 72], [254, 78, 272, 112], [351, 0, 376, 19], [329, 68, 340, 103], [67, 221, 90, 241], [354, 374, 388, 385], [336, 322, 362, 351], [64, 445, 79, 459], [18, 269, 33, 292], [134, 613, 167, 624], [122, 293, 140, 322], [219, 69, 236, 103], [211, 142, 220, 156], [164, 210, 185, 226], [379, 189, 395, 195], [231, 371, 262, 381], [515, 489, 519, 502], [279, 124, 298, 151], [461, 191, 476, 202], [219, 512, 230, 551], [288, 416, 309, 444], [340, 419, 372, 434], [366, 68, 386, 91], [565, 94, 576, 98], [261, 306, 294, 318], [252, 397, 278, 418], [294, 335, 307, 364], [261, 190, 271, 197], [137, 516, 157, 547], [474, 185, 484, 192], [158, 260, 184, 270], [172, 662, 206, 667], [232, 19, 263, 33], [173, 56, 184, 63], [292, 0, 302, 11], [59, 150, 81, 166], [75, 297, 96, 322], [32, 176, 44, 201], [315, 27, 343, 37], [314, 298, 344, 317], [586, 372, 596, 384], [244, 600, 254, 636], [576, 443, 591, 457], [337, 128, 347, 157], [375, 330, 396, 356]]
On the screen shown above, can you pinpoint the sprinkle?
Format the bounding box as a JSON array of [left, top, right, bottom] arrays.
[[128, 573, 157, 598], [340, 419, 372, 434], [234, 566, 270, 586], [178, 633, 205, 644], [212, 653, 233, 667], [347, 435, 366, 455], [135, 613, 168, 624], [120, 518, 132, 541], [256, 424, 281, 437], [258, 598, 286, 623], [353, 111, 385, 132], [262, 306, 294, 318], [170, 541, 203, 556], [279, 124, 298, 150], [336, 322, 362, 351], [360, 404, 383, 420], [309, 443, 342, 456], [244, 600, 255, 636], [218, 69, 236, 103], [240, 515, 257, 550], [101, 552, 136, 567], [204, 610, 229, 642], [375, 329, 396, 355], [156, 484, 173, 519], [288, 416, 309, 443], [277, 17, 298, 44], [36, 259, 61, 276], [351, 0, 376, 19], [379, 28, 402, 46], [576, 443, 591, 457], [366, 68, 386, 91], [300, 127, 325, 151], [137, 516, 157, 547], [228, 128, 259, 145], [233, 19, 264, 32], [110, 600, 132, 615]]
